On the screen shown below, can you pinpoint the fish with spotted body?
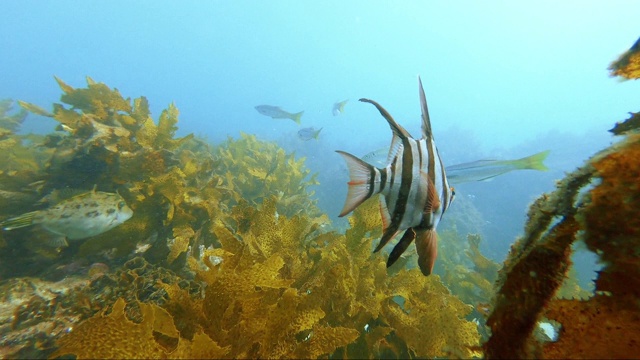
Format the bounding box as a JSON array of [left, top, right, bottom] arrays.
[[0, 188, 133, 245], [336, 77, 454, 276]]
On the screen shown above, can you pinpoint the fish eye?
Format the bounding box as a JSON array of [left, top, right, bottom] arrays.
[[117, 201, 126, 209]]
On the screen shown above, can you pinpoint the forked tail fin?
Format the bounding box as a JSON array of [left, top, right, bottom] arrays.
[[291, 111, 304, 124], [516, 150, 550, 171], [336, 150, 379, 217]]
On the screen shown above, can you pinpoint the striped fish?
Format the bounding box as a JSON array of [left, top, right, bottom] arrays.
[[336, 77, 454, 276]]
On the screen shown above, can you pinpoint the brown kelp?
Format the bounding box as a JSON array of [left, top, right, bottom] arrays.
[[484, 38, 640, 358], [51, 196, 481, 359]]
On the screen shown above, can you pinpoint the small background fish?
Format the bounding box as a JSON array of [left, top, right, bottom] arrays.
[[444, 150, 550, 184], [332, 99, 349, 116], [0, 188, 133, 245], [361, 147, 550, 185], [298, 127, 322, 141], [255, 105, 304, 124]]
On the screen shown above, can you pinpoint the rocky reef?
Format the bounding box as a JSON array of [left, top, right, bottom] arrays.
[[484, 37, 640, 358]]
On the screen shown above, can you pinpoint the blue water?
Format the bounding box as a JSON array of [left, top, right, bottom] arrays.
[[1, 0, 638, 269]]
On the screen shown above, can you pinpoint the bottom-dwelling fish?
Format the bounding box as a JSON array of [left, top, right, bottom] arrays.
[[336, 77, 454, 276], [254, 105, 304, 124], [0, 188, 133, 246]]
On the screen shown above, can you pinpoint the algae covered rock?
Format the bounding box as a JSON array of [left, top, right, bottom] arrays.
[[485, 38, 640, 358]]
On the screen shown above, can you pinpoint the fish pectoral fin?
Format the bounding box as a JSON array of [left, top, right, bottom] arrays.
[[387, 228, 416, 268], [415, 229, 438, 276], [420, 171, 441, 213], [47, 235, 69, 248], [336, 150, 377, 217]]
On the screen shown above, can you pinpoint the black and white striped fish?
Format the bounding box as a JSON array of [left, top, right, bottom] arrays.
[[336, 77, 454, 276]]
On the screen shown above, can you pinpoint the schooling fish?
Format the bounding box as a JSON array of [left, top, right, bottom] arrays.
[[255, 105, 304, 124], [445, 150, 550, 184], [332, 99, 349, 116], [336, 77, 454, 276], [362, 148, 550, 185], [0, 188, 133, 245], [298, 126, 323, 141]]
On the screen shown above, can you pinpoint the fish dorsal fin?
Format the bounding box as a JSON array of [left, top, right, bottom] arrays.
[[379, 196, 392, 233], [359, 98, 412, 140], [387, 133, 404, 164], [421, 171, 441, 213], [418, 76, 434, 139]]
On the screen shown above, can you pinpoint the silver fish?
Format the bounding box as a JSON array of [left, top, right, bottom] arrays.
[[298, 127, 322, 141], [0, 188, 133, 244], [445, 150, 550, 184], [336, 77, 454, 276], [362, 148, 550, 184], [332, 99, 349, 116], [255, 105, 304, 124]]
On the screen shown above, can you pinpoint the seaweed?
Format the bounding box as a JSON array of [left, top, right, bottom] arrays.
[[52, 196, 481, 359]]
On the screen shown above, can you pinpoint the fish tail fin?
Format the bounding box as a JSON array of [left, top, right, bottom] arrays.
[[336, 150, 380, 217], [314, 127, 323, 140], [1, 211, 38, 230], [517, 150, 550, 171], [415, 229, 438, 276], [291, 111, 304, 124], [339, 100, 348, 112]]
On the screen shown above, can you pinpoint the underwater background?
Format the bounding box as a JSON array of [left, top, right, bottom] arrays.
[[1, 1, 639, 358]]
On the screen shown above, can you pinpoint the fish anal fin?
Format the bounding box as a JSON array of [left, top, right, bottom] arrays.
[[336, 150, 376, 217], [387, 228, 416, 268], [374, 226, 399, 253], [415, 229, 438, 276]]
